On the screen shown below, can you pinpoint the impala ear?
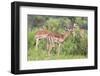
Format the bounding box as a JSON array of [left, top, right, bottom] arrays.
[[73, 23, 77, 28]]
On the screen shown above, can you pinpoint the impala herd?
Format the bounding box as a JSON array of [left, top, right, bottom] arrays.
[[34, 24, 84, 56]]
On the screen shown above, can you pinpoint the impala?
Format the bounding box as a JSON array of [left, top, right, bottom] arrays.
[[34, 24, 82, 56], [47, 27, 73, 56]]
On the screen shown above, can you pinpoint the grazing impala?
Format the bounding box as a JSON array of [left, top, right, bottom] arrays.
[[47, 27, 73, 56], [35, 28, 51, 49]]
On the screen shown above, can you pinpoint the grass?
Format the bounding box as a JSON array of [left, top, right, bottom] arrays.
[[28, 47, 87, 61]]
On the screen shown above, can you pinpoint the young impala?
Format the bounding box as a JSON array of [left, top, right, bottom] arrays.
[[47, 27, 74, 56]]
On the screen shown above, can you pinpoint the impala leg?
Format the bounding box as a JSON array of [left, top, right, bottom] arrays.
[[48, 39, 53, 56], [52, 40, 55, 48], [36, 39, 39, 50], [47, 38, 49, 55], [48, 43, 52, 56], [46, 39, 49, 50], [57, 43, 61, 56], [47, 38, 50, 56]]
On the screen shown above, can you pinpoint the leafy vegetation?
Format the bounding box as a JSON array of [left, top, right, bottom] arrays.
[[27, 15, 88, 61]]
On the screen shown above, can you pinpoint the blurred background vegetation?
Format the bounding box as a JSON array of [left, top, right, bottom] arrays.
[[27, 15, 88, 61]]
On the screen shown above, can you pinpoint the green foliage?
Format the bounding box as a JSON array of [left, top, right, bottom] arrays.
[[62, 26, 87, 56], [45, 18, 61, 32], [75, 17, 88, 28], [27, 15, 88, 61], [28, 28, 37, 49], [34, 16, 46, 26]]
